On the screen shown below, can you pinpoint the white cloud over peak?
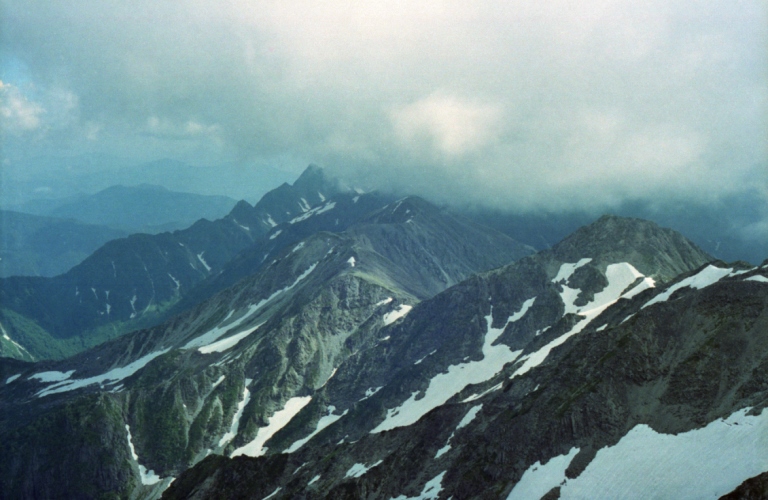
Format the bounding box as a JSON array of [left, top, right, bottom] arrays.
[[391, 93, 502, 158], [1, 0, 765, 211]]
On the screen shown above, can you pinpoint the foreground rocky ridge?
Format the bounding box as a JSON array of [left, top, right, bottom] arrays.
[[0, 195, 530, 499], [163, 219, 768, 499]]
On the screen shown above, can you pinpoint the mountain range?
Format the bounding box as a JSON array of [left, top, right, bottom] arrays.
[[0, 166, 766, 500], [0, 184, 242, 279], [13, 184, 238, 235], [0, 166, 357, 359], [0, 210, 128, 278]]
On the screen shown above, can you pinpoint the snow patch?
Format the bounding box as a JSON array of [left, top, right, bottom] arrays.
[[511, 263, 652, 380], [359, 386, 383, 401], [29, 370, 75, 383], [559, 407, 768, 499], [345, 460, 384, 478], [231, 396, 313, 457], [318, 191, 326, 202], [233, 219, 250, 231], [188, 265, 316, 349], [198, 323, 262, 354], [348, 256, 356, 267], [414, 350, 437, 365], [457, 404, 483, 429], [265, 214, 277, 227], [126, 424, 163, 485], [383, 305, 413, 326], [211, 375, 226, 389], [246, 263, 318, 313], [435, 441, 452, 459], [286, 406, 348, 453], [197, 252, 211, 272], [376, 297, 394, 307], [269, 229, 282, 240], [462, 382, 503, 403], [292, 242, 305, 253], [36, 350, 170, 397], [289, 202, 336, 224], [506, 447, 580, 500], [372, 299, 534, 433], [1, 322, 30, 357], [552, 258, 592, 283], [308, 475, 321, 486], [6, 374, 21, 384], [262, 487, 281, 500], [168, 273, 181, 289], [319, 367, 338, 388], [218, 379, 252, 448], [129, 294, 138, 319], [183, 309, 248, 350], [746, 275, 768, 283], [353, 196, 360, 203], [642, 265, 732, 310]]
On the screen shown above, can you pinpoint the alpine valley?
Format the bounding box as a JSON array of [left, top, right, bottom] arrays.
[[1, 167, 767, 500]]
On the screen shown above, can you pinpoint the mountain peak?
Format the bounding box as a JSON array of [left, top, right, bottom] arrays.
[[552, 214, 712, 282], [228, 199, 254, 220], [361, 196, 439, 225], [293, 164, 330, 190]]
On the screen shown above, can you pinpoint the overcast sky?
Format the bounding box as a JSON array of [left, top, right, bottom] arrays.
[[1, 0, 766, 213]]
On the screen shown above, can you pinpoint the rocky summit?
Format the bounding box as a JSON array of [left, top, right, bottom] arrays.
[[2, 169, 767, 500]]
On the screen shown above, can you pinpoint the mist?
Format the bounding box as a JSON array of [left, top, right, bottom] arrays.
[[1, 0, 766, 215]]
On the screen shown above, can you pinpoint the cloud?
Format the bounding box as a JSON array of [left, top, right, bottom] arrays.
[[391, 93, 502, 158], [144, 116, 221, 141], [0, 80, 44, 132], [1, 0, 765, 212]]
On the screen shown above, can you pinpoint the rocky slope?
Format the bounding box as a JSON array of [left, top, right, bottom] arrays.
[[0, 195, 530, 499], [160, 217, 768, 500], [0, 166, 358, 360]]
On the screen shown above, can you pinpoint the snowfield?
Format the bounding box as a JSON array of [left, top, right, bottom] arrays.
[[286, 406, 348, 453], [642, 264, 732, 309], [231, 396, 312, 457], [511, 262, 654, 380], [345, 460, 383, 478], [36, 350, 170, 398], [198, 323, 262, 354], [371, 299, 534, 433], [382, 304, 413, 326], [508, 407, 768, 500]]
